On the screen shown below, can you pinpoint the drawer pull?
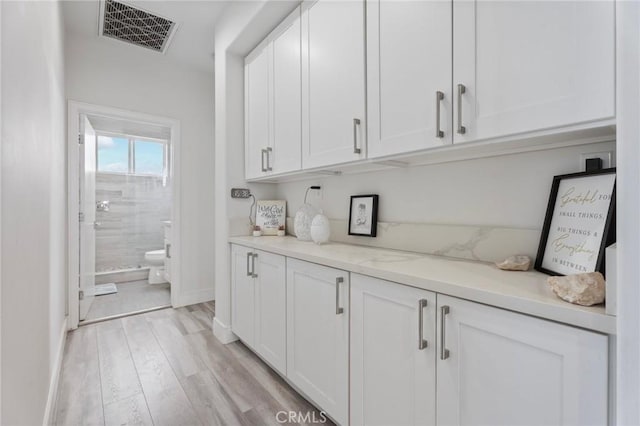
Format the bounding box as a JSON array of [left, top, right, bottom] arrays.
[[440, 305, 450, 360], [335, 277, 344, 315], [418, 299, 428, 350], [435, 91, 445, 138]]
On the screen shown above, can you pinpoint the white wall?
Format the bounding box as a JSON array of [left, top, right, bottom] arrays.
[[65, 35, 216, 305], [616, 1, 640, 423], [276, 141, 616, 229], [213, 0, 297, 342], [1, 1, 67, 424]]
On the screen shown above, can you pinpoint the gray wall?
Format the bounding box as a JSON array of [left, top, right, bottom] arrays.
[[95, 173, 171, 272]]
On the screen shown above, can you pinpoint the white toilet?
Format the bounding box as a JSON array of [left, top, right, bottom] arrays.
[[145, 249, 168, 284]]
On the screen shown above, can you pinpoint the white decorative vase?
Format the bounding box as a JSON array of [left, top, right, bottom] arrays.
[[310, 213, 331, 245], [294, 204, 320, 241]]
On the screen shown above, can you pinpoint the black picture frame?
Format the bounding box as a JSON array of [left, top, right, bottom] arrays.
[[534, 168, 616, 276], [348, 194, 379, 237]]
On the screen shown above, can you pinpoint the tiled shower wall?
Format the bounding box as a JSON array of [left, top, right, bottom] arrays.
[[95, 173, 171, 272]]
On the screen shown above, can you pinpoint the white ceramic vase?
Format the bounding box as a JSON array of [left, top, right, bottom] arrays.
[[294, 204, 320, 241], [310, 213, 331, 245]]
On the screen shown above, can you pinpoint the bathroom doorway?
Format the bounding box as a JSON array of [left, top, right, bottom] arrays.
[[68, 102, 181, 328]]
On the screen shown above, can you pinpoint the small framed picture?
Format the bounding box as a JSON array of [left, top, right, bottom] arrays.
[[348, 194, 379, 237], [255, 200, 286, 236], [535, 168, 616, 276]]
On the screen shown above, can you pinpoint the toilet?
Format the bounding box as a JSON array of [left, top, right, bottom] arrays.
[[145, 249, 168, 284]]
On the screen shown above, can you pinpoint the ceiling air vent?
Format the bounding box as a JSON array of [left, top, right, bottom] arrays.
[[99, 0, 177, 53]]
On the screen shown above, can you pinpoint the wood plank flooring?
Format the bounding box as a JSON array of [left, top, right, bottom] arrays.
[[54, 302, 332, 426]]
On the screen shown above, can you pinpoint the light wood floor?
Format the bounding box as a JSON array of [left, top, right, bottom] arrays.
[[53, 302, 331, 426], [83, 280, 171, 322]]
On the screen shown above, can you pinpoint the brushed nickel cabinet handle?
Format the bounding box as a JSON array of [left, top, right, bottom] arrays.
[[246, 252, 252, 277], [251, 253, 258, 278], [335, 277, 344, 315], [165, 243, 171, 259], [418, 299, 428, 350], [436, 91, 444, 138], [457, 84, 466, 135], [353, 118, 362, 154], [440, 305, 450, 360], [266, 147, 273, 171], [261, 149, 267, 172]]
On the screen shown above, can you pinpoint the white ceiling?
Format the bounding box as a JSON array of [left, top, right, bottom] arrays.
[[62, 0, 229, 73]]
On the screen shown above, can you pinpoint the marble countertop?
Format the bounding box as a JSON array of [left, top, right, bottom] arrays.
[[229, 236, 615, 334]]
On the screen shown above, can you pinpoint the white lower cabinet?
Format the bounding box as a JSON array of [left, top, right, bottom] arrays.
[[231, 247, 609, 426], [286, 258, 349, 426], [351, 274, 437, 426], [436, 294, 608, 426], [231, 245, 287, 374]]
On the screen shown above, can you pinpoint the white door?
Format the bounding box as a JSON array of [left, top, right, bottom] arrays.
[[245, 46, 271, 179], [286, 259, 349, 425], [79, 115, 97, 320], [254, 250, 287, 374], [367, 0, 452, 158], [231, 245, 256, 346], [436, 294, 608, 426], [271, 7, 302, 175], [301, 0, 366, 169], [453, 0, 615, 143], [351, 274, 437, 426]]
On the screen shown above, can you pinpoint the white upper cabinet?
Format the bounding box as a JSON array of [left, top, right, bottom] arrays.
[[301, 0, 366, 169], [453, 0, 615, 144], [436, 294, 608, 426], [367, 0, 452, 159], [271, 11, 302, 174], [245, 7, 301, 179], [245, 46, 272, 180]]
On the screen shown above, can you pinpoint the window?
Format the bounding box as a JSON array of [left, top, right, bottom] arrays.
[[96, 133, 167, 177]]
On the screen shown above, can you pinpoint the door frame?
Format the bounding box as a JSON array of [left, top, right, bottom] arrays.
[[67, 100, 182, 329]]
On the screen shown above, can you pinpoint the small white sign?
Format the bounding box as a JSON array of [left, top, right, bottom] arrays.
[[255, 200, 286, 236]]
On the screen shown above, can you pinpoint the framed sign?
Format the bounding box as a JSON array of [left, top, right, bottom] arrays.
[[348, 194, 379, 237], [256, 200, 286, 236], [535, 168, 616, 276]]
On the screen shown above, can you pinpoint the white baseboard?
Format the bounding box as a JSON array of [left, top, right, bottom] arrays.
[[176, 288, 215, 308], [43, 316, 68, 425], [213, 317, 238, 344]]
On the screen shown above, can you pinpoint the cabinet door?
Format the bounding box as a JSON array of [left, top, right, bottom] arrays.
[[231, 245, 256, 347], [436, 294, 608, 426], [245, 46, 271, 179], [301, 0, 366, 169], [271, 8, 302, 174], [367, 0, 452, 159], [351, 274, 436, 426], [453, 0, 615, 143], [254, 250, 287, 375], [286, 259, 349, 425]]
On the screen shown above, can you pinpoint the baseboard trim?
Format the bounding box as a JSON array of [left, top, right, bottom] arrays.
[[43, 316, 68, 425], [213, 317, 238, 344], [176, 288, 215, 308]]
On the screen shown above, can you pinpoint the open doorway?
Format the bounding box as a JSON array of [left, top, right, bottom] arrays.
[[68, 101, 181, 328]]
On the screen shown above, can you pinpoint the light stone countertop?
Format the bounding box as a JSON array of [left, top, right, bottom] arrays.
[[229, 236, 615, 334]]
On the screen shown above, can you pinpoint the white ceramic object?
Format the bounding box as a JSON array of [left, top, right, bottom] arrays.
[[253, 230, 262, 237], [294, 204, 320, 241], [310, 213, 331, 245], [277, 230, 286, 237]]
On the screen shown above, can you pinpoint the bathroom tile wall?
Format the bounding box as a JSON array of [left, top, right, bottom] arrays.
[[95, 173, 171, 272]]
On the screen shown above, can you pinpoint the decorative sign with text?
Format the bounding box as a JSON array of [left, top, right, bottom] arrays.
[[535, 169, 616, 276], [256, 200, 286, 236]]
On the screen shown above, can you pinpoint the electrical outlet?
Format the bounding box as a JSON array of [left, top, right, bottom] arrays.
[[579, 151, 613, 172], [231, 188, 251, 199]]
